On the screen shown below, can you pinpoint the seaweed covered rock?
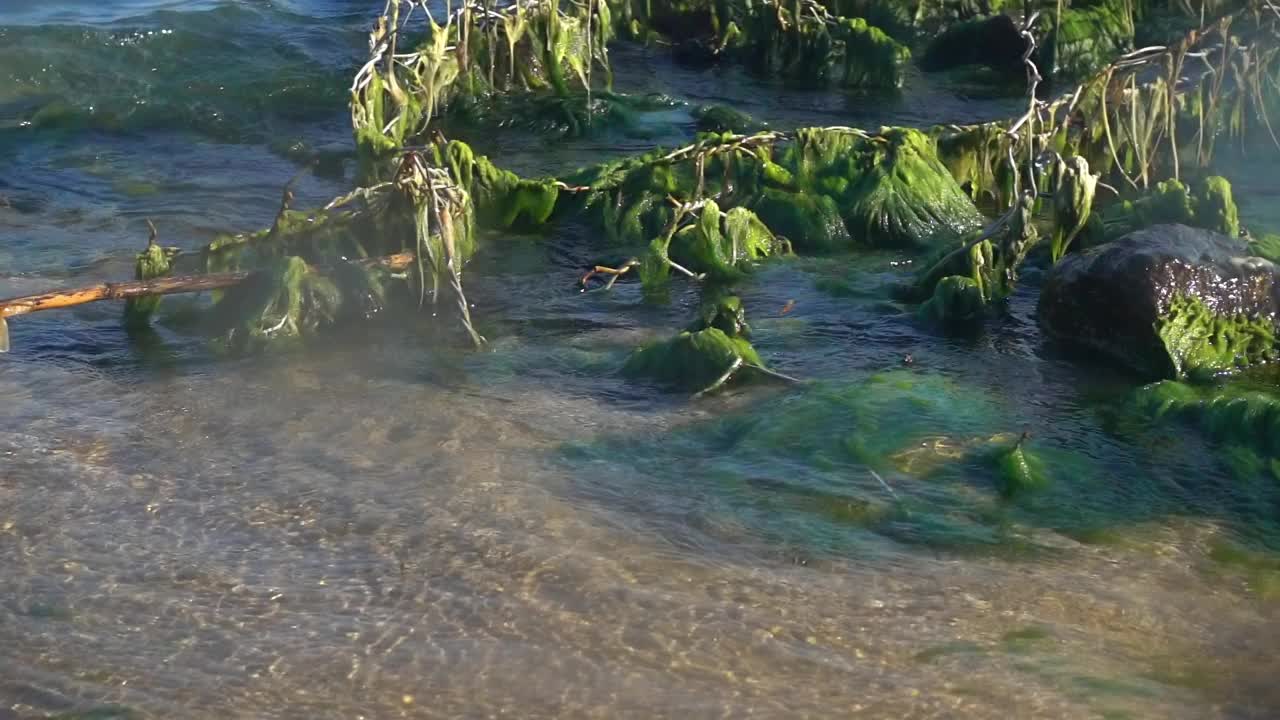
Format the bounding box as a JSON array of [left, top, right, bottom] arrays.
[[1039, 224, 1280, 379], [693, 104, 762, 134], [920, 275, 987, 326], [836, 18, 911, 88], [1131, 380, 1280, 459], [666, 202, 780, 282], [1042, 0, 1133, 80], [839, 127, 985, 248], [1091, 176, 1241, 245], [689, 293, 751, 337], [766, 127, 985, 249], [623, 327, 763, 390], [921, 14, 1027, 73], [752, 189, 852, 252]]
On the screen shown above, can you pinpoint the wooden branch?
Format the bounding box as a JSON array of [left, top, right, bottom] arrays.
[[0, 252, 415, 320], [0, 252, 417, 351]]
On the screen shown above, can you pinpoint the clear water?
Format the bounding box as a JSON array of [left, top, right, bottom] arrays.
[[2, 2, 1279, 718]]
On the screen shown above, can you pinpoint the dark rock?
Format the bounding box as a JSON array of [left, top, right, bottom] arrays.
[[1038, 224, 1280, 379], [921, 14, 1028, 73]]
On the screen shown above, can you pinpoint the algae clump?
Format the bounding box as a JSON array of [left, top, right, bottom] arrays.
[[1155, 294, 1277, 380], [123, 241, 173, 329], [623, 327, 764, 391]]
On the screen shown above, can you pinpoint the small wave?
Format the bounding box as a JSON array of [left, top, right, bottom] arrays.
[[0, 3, 365, 143]]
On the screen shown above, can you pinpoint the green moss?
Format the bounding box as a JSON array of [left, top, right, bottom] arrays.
[[1155, 293, 1278, 379], [623, 327, 763, 390]]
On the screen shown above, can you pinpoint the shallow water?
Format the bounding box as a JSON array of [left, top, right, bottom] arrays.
[[2, 2, 1280, 719]]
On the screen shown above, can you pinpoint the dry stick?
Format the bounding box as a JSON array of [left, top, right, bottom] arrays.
[[693, 357, 743, 398], [579, 258, 639, 290], [0, 252, 418, 353], [743, 363, 800, 384], [1166, 52, 1182, 181], [1100, 68, 1141, 190], [869, 469, 900, 502]]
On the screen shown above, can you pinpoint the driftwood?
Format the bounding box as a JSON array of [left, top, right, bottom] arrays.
[[0, 251, 417, 352]]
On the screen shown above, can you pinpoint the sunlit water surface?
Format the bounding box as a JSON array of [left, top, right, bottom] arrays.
[[2, 2, 1279, 718]]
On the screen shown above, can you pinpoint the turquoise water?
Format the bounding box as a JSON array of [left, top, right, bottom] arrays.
[[2, 2, 1279, 718]]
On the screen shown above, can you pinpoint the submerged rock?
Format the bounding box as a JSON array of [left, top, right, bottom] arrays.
[[623, 327, 763, 390], [1131, 379, 1280, 459], [1039, 224, 1280, 379], [693, 104, 762, 134]]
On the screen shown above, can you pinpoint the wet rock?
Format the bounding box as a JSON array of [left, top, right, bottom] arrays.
[[921, 14, 1027, 73], [1038, 224, 1280, 379]]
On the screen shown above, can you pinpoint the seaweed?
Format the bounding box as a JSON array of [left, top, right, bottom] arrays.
[[1156, 293, 1278, 379]]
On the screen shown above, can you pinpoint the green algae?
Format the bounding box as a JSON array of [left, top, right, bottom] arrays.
[[1250, 233, 1280, 262], [210, 256, 348, 351], [623, 326, 763, 390], [1044, 0, 1135, 80], [1194, 175, 1241, 238], [838, 128, 984, 248], [661, 200, 783, 285], [992, 435, 1050, 498], [1095, 176, 1242, 245], [919, 275, 986, 326], [689, 293, 751, 338], [933, 123, 1010, 205], [766, 126, 983, 249], [564, 125, 982, 261], [1155, 294, 1277, 380], [1208, 538, 1280, 599], [752, 189, 852, 253], [1130, 380, 1280, 459], [914, 640, 986, 663], [351, 0, 615, 178], [435, 139, 559, 229], [122, 240, 173, 330], [1050, 155, 1098, 262], [837, 18, 910, 88]]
